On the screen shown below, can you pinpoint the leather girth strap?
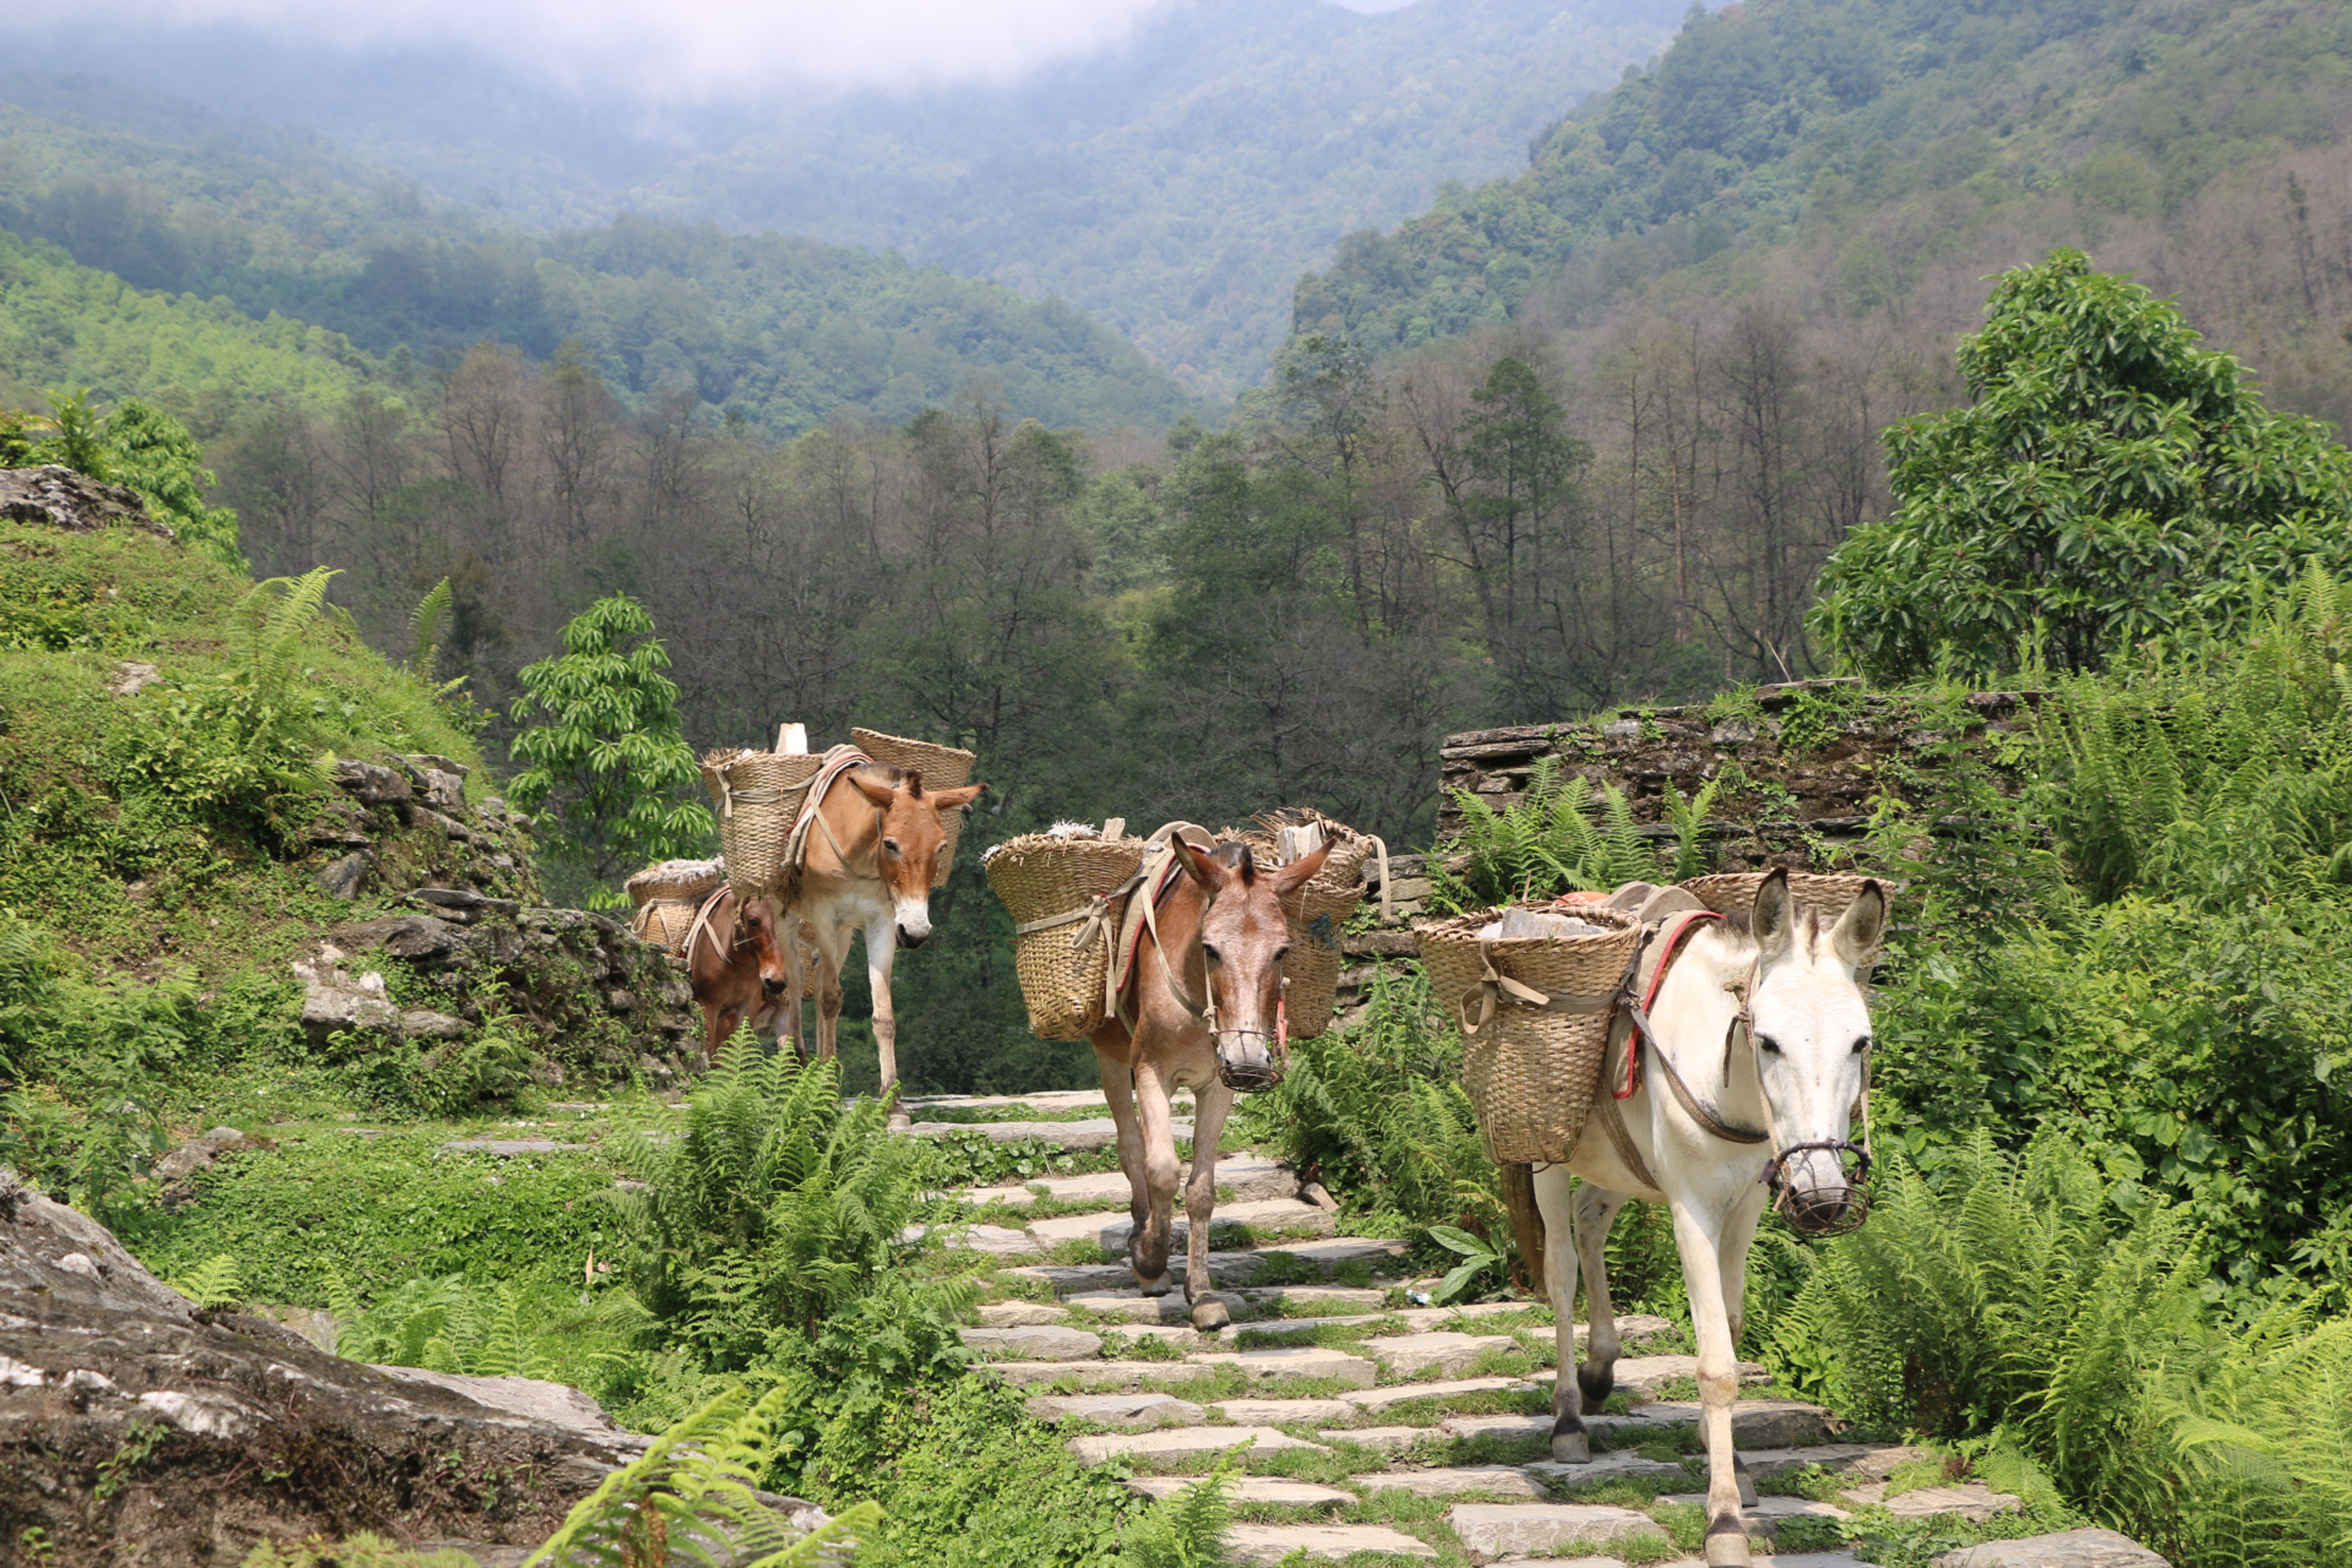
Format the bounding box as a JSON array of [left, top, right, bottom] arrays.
[[679, 884, 734, 968]]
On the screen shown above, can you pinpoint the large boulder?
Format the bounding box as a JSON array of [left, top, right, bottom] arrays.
[[0, 1168, 752, 1566], [0, 465, 172, 538]]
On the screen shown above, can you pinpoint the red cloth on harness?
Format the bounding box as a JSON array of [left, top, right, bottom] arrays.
[[1616, 908, 1723, 1099]]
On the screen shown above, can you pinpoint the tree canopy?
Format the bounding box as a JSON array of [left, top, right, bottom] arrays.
[[1812, 249, 2352, 681]]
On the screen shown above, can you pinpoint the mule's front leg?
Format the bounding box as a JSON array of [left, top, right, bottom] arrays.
[[1671, 1201, 1754, 1567], [1128, 1058, 1181, 1294], [864, 915, 906, 1126], [1182, 1083, 1235, 1330], [1531, 1167, 1587, 1462], [1715, 1191, 1767, 1507], [1571, 1184, 1631, 1409]]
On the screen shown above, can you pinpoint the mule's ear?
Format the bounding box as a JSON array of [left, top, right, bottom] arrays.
[[849, 769, 898, 807], [1752, 867, 1795, 960], [932, 782, 986, 811], [1171, 836, 1229, 892], [1268, 840, 1333, 898], [1829, 881, 1887, 972]]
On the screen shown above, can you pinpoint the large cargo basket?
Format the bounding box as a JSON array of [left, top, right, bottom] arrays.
[[853, 728, 978, 887], [984, 828, 1147, 1040]]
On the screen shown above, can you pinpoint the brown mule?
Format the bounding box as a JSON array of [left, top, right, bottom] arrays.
[[1088, 836, 1331, 1330], [682, 888, 792, 1066], [781, 763, 986, 1119]]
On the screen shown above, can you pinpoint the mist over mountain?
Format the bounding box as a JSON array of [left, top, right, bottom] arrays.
[[0, 0, 1690, 393]]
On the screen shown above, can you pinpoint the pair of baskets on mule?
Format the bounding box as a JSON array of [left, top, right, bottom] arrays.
[[983, 808, 1386, 1044], [697, 727, 977, 905], [1416, 871, 1881, 1166], [625, 857, 730, 957]]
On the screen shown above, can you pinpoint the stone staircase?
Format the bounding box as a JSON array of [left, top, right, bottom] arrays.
[[905, 1089, 2168, 1568]]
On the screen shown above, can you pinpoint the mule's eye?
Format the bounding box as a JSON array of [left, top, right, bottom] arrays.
[[1757, 1034, 1782, 1055], [1274, 945, 1291, 964], [1853, 1035, 1871, 1054], [1202, 943, 1222, 965], [883, 838, 901, 857]]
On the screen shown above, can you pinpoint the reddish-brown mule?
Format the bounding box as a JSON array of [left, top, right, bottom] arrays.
[[1088, 836, 1331, 1330], [781, 763, 986, 1119], [682, 888, 792, 1065]]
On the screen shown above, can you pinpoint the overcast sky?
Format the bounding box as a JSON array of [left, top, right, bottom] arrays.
[[10, 0, 1418, 98]]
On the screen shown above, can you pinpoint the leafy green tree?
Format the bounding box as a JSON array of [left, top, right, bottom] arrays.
[[1813, 249, 2352, 681], [507, 595, 710, 908]]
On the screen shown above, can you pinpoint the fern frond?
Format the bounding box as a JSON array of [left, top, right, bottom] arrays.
[[408, 576, 453, 679]]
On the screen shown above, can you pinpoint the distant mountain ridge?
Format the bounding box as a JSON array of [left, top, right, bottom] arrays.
[[0, 0, 1691, 395], [0, 86, 1198, 435]]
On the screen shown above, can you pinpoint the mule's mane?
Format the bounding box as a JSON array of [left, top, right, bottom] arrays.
[[848, 761, 921, 798], [1703, 905, 1837, 962], [1209, 840, 1257, 881]]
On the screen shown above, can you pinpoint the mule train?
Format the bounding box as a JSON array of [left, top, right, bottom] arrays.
[[628, 729, 984, 1121]]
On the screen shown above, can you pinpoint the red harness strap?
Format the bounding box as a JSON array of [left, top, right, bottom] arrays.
[[1616, 909, 1723, 1099]]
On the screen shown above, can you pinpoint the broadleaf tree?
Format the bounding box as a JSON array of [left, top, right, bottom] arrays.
[[1811, 248, 2352, 682], [508, 595, 711, 909]]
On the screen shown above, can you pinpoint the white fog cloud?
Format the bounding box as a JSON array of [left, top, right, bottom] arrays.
[[8, 0, 1186, 98]]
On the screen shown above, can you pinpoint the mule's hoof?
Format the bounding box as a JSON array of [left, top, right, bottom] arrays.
[[1134, 1269, 1175, 1297], [1190, 1298, 1231, 1331], [1703, 1523, 1754, 1567], [886, 1112, 911, 1132], [1549, 1431, 1591, 1463]]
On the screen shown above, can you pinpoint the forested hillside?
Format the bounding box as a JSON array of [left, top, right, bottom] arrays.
[[1275, 0, 2352, 685], [1, 0, 1691, 395], [0, 88, 1195, 434]]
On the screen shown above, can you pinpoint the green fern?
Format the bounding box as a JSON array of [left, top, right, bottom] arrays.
[[525, 1384, 880, 1568], [235, 566, 340, 715], [1431, 756, 1670, 911], [166, 1253, 243, 1309], [1122, 1446, 1243, 1568], [407, 576, 453, 680]]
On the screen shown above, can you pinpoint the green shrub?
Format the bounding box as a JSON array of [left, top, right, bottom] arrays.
[[1429, 755, 1661, 911]]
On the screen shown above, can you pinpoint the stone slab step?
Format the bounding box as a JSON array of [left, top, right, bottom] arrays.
[[906, 1089, 1134, 1113], [1367, 1331, 1520, 1377], [1353, 1465, 1549, 1499], [1640, 1399, 1840, 1448], [909, 1222, 1040, 1255], [1393, 1302, 1548, 1332], [1457, 1310, 1674, 1341], [962, 1154, 1293, 1209], [1063, 1288, 1252, 1324], [975, 1301, 1070, 1328], [1930, 1529, 2170, 1567], [1027, 1391, 1204, 1428], [1657, 1494, 1852, 1533], [1003, 1236, 1405, 1292], [1026, 1197, 1337, 1249], [1737, 1443, 1916, 1481], [985, 1360, 1215, 1389], [1235, 1313, 1388, 1339], [1101, 1324, 1208, 1354], [1342, 1377, 1529, 1412], [1225, 1525, 1437, 1564], [1446, 1502, 1658, 1556], [961, 1326, 1103, 1361], [1320, 1425, 1431, 1454], [1209, 1397, 1360, 1426], [1070, 1424, 1329, 1463], [1526, 1452, 1695, 1486], [898, 1117, 1191, 1151], [1190, 1346, 1378, 1388], [1582, 1354, 1765, 1394], [1126, 1476, 1353, 1505], [1842, 1480, 2021, 1521], [1624, 1558, 1870, 1568]]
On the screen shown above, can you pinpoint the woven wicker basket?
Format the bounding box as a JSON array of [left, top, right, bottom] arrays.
[[702, 748, 825, 901], [1237, 810, 1382, 1043], [1680, 870, 1881, 923], [853, 728, 977, 888], [630, 896, 704, 957], [985, 832, 1147, 1039], [1416, 904, 1642, 1165], [626, 857, 727, 908]]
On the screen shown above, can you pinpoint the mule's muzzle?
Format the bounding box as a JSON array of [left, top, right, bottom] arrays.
[[761, 977, 787, 999], [1767, 1139, 1873, 1238], [1213, 1030, 1281, 1094], [896, 924, 930, 950]]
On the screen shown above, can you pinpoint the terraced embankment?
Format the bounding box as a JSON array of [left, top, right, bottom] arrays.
[[899, 1088, 2170, 1568]]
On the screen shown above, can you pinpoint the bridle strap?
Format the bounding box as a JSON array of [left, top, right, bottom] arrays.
[[681, 885, 738, 968]]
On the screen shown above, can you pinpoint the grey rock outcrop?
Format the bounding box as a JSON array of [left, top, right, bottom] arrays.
[[1934, 1531, 2172, 1567], [0, 1168, 710, 1566], [0, 465, 171, 538]]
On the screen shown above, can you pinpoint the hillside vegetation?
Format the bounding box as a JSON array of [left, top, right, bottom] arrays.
[[0, 90, 1195, 435], [1, 0, 1690, 397]]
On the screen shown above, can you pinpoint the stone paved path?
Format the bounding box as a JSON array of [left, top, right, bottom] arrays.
[[911, 1090, 2163, 1567]]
